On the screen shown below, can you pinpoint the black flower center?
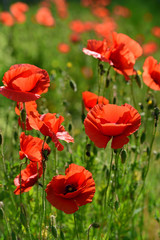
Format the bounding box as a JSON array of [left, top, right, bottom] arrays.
[[64, 184, 76, 194]]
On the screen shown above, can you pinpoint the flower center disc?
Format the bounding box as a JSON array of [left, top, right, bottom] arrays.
[[65, 184, 76, 194]]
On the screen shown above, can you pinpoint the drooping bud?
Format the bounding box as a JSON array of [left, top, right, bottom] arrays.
[[120, 149, 127, 164]]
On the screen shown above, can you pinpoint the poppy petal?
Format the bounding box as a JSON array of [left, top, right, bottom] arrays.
[[0, 86, 40, 102]]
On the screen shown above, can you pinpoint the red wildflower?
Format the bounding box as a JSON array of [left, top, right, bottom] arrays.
[[113, 5, 131, 18], [15, 101, 38, 130], [94, 17, 117, 39], [83, 21, 94, 31], [82, 91, 109, 111], [83, 39, 111, 61], [0, 64, 50, 102], [27, 112, 74, 151], [52, 0, 68, 19], [109, 32, 143, 80], [142, 42, 158, 56], [151, 26, 160, 38], [84, 103, 141, 149], [45, 163, 95, 214], [19, 132, 51, 162], [70, 32, 81, 43], [70, 20, 85, 33], [58, 43, 70, 53], [35, 7, 55, 27], [81, 67, 93, 79], [14, 161, 43, 195], [83, 32, 142, 80], [81, 0, 110, 7], [0, 12, 14, 26], [142, 56, 160, 91], [70, 20, 93, 33], [91, 7, 109, 18], [10, 2, 29, 23]]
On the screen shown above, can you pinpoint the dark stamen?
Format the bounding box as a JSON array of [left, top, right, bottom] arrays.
[[64, 184, 76, 194]]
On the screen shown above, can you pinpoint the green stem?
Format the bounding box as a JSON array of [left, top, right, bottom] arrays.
[[114, 150, 120, 192], [130, 78, 137, 109], [54, 147, 57, 174], [40, 136, 47, 239], [74, 213, 79, 240], [104, 150, 114, 209]]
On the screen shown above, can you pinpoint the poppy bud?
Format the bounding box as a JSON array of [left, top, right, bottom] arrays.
[[42, 149, 49, 160], [140, 131, 146, 144], [91, 223, 100, 228], [154, 107, 159, 126], [68, 123, 72, 132], [106, 77, 110, 88], [147, 147, 150, 156], [20, 109, 26, 122], [115, 200, 119, 210], [69, 79, 77, 92], [14, 131, 18, 142], [120, 149, 127, 163], [98, 63, 105, 76], [0, 201, 4, 209], [135, 73, 142, 88], [138, 102, 144, 110], [0, 133, 2, 145]]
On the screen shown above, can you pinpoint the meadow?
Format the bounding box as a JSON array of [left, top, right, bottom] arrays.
[[0, 0, 160, 239]]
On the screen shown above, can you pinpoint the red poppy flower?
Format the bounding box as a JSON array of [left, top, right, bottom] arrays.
[[142, 42, 158, 56], [27, 112, 74, 151], [10, 2, 29, 23], [45, 163, 95, 214], [142, 56, 160, 91], [15, 101, 38, 130], [81, 0, 110, 7], [19, 132, 51, 162], [82, 91, 109, 111], [94, 17, 117, 39], [83, 32, 142, 80], [108, 32, 143, 80], [0, 64, 50, 102], [35, 7, 55, 27], [113, 5, 131, 18], [14, 161, 43, 195], [0, 12, 14, 26], [81, 67, 93, 79], [53, 0, 68, 19], [70, 20, 86, 33], [58, 43, 70, 53], [10, 2, 29, 13], [84, 103, 141, 149], [151, 26, 160, 38], [83, 39, 111, 61], [91, 7, 109, 18], [70, 32, 81, 43]]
